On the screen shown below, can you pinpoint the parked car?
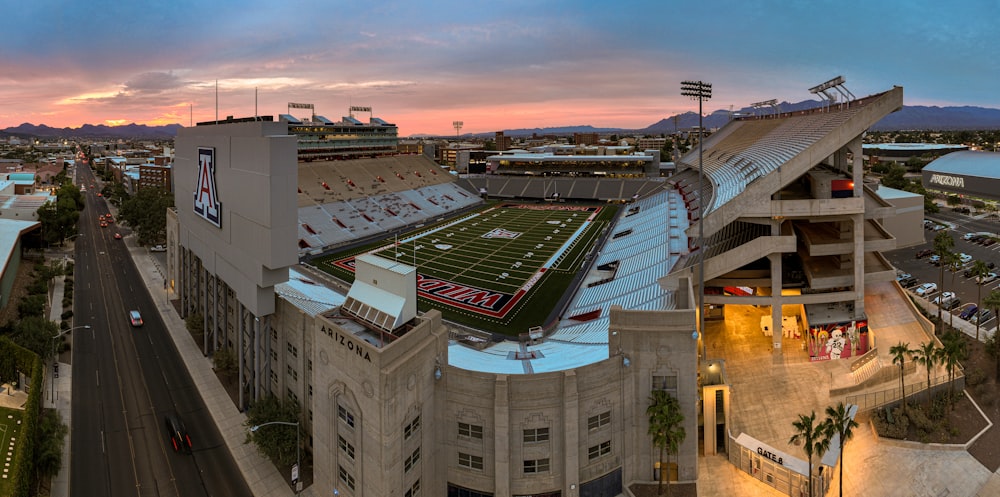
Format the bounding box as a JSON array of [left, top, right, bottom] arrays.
[[960, 304, 979, 320], [929, 255, 941, 265], [978, 272, 998, 284], [915, 249, 933, 259], [942, 297, 962, 310], [898, 276, 918, 288], [915, 283, 937, 296], [972, 309, 994, 325], [150, 244, 167, 252], [963, 233, 978, 241], [959, 253, 973, 264], [985, 238, 997, 246], [932, 291, 956, 305], [896, 272, 912, 281]]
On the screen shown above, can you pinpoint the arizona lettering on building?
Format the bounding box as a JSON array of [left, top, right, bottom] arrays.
[[929, 174, 965, 189]]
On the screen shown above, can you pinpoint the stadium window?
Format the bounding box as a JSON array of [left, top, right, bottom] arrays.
[[588, 411, 611, 431], [523, 427, 549, 443], [652, 375, 678, 393], [458, 422, 483, 439], [405, 415, 421, 440], [458, 452, 484, 471], [588, 440, 612, 461], [405, 479, 421, 497], [404, 446, 420, 473], [523, 458, 550, 474], [286, 342, 298, 358], [338, 465, 356, 490], [338, 435, 355, 460], [338, 404, 356, 428], [286, 364, 297, 382]]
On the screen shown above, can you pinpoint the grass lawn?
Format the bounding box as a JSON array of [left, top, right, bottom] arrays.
[[314, 201, 618, 335], [0, 405, 25, 496]]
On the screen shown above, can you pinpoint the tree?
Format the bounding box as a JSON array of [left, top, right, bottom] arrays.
[[971, 260, 990, 340], [11, 316, 59, 360], [789, 411, 831, 497], [890, 341, 913, 416], [946, 254, 962, 329], [911, 340, 938, 400], [117, 186, 174, 245], [984, 289, 1000, 337], [937, 331, 967, 408], [33, 409, 68, 494], [244, 395, 301, 467], [647, 390, 685, 497], [932, 231, 955, 329], [985, 332, 1000, 382], [880, 164, 908, 189], [824, 402, 858, 497]]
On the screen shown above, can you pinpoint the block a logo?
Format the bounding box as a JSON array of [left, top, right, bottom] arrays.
[[482, 228, 521, 239], [193, 147, 222, 228]]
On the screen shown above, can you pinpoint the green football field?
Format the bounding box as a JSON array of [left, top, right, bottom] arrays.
[[315, 202, 617, 334]]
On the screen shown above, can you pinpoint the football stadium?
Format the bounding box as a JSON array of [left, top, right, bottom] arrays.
[[166, 84, 937, 497]]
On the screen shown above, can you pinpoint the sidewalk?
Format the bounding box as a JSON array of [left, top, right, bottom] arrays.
[[47, 250, 71, 497]]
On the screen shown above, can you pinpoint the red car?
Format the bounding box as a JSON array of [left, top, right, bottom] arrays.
[[114, 233, 122, 239], [100, 222, 108, 228]]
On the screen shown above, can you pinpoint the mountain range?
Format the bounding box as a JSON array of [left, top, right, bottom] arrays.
[[5, 101, 1000, 140]]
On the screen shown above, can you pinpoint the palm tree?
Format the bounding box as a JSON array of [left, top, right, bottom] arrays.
[[932, 231, 955, 332], [946, 253, 962, 329], [984, 288, 1000, 337], [937, 331, 967, 409], [789, 411, 832, 497], [985, 331, 1000, 382], [912, 340, 938, 401], [825, 402, 859, 497], [647, 390, 686, 497], [971, 260, 990, 341], [890, 341, 913, 415]]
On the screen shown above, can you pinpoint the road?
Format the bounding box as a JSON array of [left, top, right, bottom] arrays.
[[69, 162, 252, 497], [885, 208, 1000, 332]]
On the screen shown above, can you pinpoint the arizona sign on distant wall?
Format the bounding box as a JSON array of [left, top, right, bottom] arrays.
[[194, 147, 222, 228]]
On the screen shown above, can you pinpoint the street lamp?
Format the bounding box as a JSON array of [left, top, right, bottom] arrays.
[[51, 325, 91, 402], [680, 80, 712, 365], [250, 420, 301, 494]]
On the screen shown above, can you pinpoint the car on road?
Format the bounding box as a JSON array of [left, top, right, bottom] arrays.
[[972, 309, 994, 325], [164, 413, 193, 453], [960, 304, 979, 320], [114, 233, 122, 240], [932, 291, 956, 305], [100, 221, 108, 228], [915, 283, 937, 296], [128, 310, 143, 327]]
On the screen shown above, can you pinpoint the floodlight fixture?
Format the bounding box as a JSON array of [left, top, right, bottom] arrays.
[[809, 75, 856, 108], [680, 80, 712, 366]]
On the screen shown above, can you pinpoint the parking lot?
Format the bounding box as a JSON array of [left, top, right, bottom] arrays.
[[885, 213, 1000, 330]]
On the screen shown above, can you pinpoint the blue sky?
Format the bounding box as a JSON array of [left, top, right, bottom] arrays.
[[0, 0, 997, 135]]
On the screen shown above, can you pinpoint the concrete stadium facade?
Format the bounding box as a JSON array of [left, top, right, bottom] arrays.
[[165, 85, 907, 497]]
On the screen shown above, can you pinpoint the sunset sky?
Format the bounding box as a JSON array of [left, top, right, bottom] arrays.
[[1, 0, 997, 136]]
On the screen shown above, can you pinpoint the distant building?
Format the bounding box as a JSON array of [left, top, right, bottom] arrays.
[[280, 111, 399, 161], [495, 131, 511, 151], [139, 163, 172, 192], [574, 132, 599, 146]]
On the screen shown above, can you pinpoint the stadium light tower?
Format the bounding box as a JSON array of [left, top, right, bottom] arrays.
[[453, 121, 464, 137], [680, 80, 711, 365]]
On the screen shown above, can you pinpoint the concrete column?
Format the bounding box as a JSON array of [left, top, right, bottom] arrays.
[[853, 213, 866, 316], [563, 371, 579, 495], [494, 375, 510, 497], [769, 221, 784, 353]]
